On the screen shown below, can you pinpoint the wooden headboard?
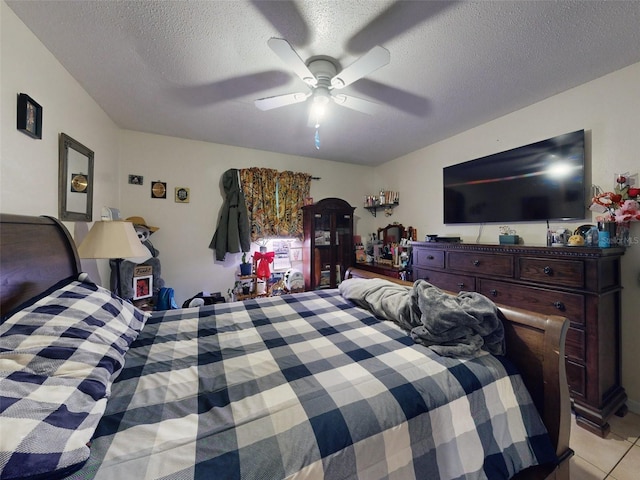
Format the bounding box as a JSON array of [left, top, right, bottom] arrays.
[[0, 214, 80, 315]]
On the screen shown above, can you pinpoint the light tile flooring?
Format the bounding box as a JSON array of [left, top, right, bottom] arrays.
[[570, 412, 640, 479]]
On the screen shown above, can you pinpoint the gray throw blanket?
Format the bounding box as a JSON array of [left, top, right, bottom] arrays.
[[339, 278, 505, 358]]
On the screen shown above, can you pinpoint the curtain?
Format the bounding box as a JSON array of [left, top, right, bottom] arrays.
[[277, 170, 311, 237], [239, 167, 278, 241], [240, 168, 311, 240]]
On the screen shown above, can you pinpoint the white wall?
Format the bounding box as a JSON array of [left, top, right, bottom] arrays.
[[375, 62, 640, 412], [117, 130, 375, 304], [1, 2, 121, 283]]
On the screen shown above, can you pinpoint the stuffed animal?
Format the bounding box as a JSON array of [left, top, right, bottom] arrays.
[[109, 216, 165, 300], [568, 234, 585, 246]]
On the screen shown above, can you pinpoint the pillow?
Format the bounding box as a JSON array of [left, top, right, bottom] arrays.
[[0, 274, 150, 480]]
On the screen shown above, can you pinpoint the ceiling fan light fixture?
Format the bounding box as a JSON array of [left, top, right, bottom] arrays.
[[313, 87, 331, 104], [311, 87, 330, 127], [310, 103, 326, 128], [256, 38, 389, 119]]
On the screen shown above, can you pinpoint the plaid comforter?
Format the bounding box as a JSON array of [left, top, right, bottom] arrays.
[[64, 289, 554, 480]]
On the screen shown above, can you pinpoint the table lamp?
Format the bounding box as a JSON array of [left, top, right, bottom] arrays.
[[77, 220, 149, 297]]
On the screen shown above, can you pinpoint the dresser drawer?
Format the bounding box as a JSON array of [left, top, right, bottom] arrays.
[[447, 251, 513, 277], [414, 267, 475, 292], [519, 257, 584, 288], [566, 360, 586, 398], [565, 327, 585, 362], [478, 279, 585, 326], [413, 248, 445, 268]]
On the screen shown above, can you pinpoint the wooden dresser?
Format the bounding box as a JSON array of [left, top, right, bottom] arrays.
[[411, 241, 626, 436]]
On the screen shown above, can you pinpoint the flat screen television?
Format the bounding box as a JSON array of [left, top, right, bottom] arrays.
[[443, 130, 586, 224]]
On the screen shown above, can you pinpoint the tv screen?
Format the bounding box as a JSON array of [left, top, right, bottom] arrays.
[[443, 130, 585, 224]]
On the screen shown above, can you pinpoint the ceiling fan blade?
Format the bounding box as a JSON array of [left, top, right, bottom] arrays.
[[267, 38, 317, 86], [254, 92, 310, 111], [331, 46, 390, 89], [332, 94, 380, 115]]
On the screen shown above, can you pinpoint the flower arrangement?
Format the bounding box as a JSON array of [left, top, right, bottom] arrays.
[[255, 237, 270, 251], [590, 173, 640, 223]]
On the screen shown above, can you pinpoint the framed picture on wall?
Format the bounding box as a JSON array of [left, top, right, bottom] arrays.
[[175, 187, 190, 203], [17, 93, 42, 139], [151, 181, 167, 199], [133, 275, 153, 300], [128, 174, 144, 185]]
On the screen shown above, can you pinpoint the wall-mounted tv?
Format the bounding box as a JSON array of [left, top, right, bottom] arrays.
[[443, 130, 586, 224]]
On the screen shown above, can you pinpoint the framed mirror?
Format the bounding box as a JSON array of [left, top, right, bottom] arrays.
[[59, 133, 94, 221], [377, 223, 406, 244]]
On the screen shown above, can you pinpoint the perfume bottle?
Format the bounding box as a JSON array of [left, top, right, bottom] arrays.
[[586, 226, 598, 247]]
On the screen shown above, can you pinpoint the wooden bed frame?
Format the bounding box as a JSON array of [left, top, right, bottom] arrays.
[[345, 269, 573, 480], [0, 214, 572, 479]]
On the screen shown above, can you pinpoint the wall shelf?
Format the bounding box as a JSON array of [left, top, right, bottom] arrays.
[[364, 202, 399, 217]]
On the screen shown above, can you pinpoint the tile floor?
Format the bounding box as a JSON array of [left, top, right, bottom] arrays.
[[570, 412, 640, 479]]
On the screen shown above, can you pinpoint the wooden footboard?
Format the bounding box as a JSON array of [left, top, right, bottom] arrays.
[[345, 267, 572, 480]]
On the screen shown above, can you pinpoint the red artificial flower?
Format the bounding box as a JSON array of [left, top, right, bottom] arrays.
[[614, 200, 640, 223]]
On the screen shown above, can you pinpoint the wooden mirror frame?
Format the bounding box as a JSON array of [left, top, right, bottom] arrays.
[[58, 133, 94, 222], [377, 224, 406, 244]]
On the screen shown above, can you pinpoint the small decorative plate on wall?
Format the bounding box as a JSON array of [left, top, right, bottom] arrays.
[[151, 181, 166, 199]]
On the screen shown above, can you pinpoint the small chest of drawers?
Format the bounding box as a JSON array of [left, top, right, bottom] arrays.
[[411, 241, 625, 437]]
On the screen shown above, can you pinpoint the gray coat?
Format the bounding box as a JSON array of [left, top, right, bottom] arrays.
[[209, 169, 251, 261]]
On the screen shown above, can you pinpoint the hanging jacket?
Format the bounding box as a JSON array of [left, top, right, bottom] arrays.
[[209, 169, 251, 261]]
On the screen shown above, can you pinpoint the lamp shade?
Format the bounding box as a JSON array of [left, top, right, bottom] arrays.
[[77, 220, 150, 259]]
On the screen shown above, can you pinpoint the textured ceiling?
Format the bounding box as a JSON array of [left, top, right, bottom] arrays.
[[7, 0, 640, 166]]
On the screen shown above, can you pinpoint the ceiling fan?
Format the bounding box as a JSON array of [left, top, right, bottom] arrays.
[[254, 38, 390, 126]]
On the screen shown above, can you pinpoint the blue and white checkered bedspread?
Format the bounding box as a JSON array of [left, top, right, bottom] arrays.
[[64, 289, 554, 479]]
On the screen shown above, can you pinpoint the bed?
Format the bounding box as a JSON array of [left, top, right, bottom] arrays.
[[0, 214, 572, 480]]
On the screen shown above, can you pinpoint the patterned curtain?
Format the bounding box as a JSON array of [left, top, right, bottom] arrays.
[[240, 168, 278, 241], [239, 168, 312, 240], [276, 171, 311, 237]]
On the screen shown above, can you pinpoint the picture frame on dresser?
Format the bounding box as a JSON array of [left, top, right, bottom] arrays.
[[133, 275, 153, 300]]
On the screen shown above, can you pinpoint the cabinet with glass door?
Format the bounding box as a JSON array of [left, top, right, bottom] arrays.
[[302, 198, 355, 290]]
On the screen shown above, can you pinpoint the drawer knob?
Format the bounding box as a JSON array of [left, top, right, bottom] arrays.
[[473, 260, 480, 266], [427, 255, 434, 260], [554, 301, 566, 311], [543, 266, 553, 275], [458, 282, 465, 288], [489, 289, 498, 297]]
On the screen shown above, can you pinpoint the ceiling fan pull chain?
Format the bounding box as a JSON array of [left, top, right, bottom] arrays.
[[315, 128, 321, 150]]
